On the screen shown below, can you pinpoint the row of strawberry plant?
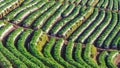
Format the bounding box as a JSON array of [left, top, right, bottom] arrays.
[[21, 0, 48, 6], [96, 0, 104, 8], [0, 20, 5, 27], [80, 0, 87, 6], [0, 51, 12, 68], [42, 2, 69, 33], [6, 27, 40, 68], [83, 44, 99, 68], [82, 7, 94, 19], [98, 50, 119, 68], [87, 0, 99, 6], [16, 29, 46, 68], [0, 22, 119, 67], [113, 0, 119, 10], [53, 38, 75, 68], [62, 4, 75, 17], [77, 10, 105, 43], [111, 32, 120, 49], [21, 0, 33, 6], [96, 0, 119, 11], [0, 23, 13, 40], [33, 2, 62, 29], [0, 0, 24, 18], [56, 0, 98, 7], [101, 0, 108, 9], [65, 40, 83, 67], [43, 37, 56, 60], [103, 23, 120, 48], [4, 0, 42, 21], [107, 0, 113, 10], [95, 12, 118, 47], [29, 29, 60, 68], [42, 37, 63, 67], [50, 5, 81, 34], [59, 7, 94, 38], [13, 0, 46, 24], [102, 12, 120, 48], [106, 50, 119, 68], [74, 43, 91, 68], [86, 0, 94, 6], [0, 42, 28, 68], [98, 51, 108, 68], [68, 8, 98, 41], [22, 1, 55, 27], [86, 11, 112, 44], [0, 0, 11, 7]]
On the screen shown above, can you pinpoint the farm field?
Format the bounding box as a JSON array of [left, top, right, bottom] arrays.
[[0, 0, 120, 68]]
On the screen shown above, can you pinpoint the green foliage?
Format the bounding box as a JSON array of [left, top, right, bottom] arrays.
[[106, 50, 118, 68], [74, 43, 91, 68], [0, 41, 27, 68], [65, 40, 83, 68], [91, 45, 97, 59], [17, 29, 45, 68], [98, 51, 108, 68], [53, 38, 75, 68], [83, 44, 99, 68]]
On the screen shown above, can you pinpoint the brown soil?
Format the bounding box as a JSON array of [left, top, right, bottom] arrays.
[[114, 54, 120, 68]]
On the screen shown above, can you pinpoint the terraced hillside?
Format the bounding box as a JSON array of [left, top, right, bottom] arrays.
[[0, 0, 120, 68]]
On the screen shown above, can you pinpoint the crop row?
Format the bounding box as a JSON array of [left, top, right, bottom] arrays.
[[60, 0, 120, 11], [0, 20, 119, 67], [1, 0, 120, 49], [0, 0, 120, 68], [49, 0, 120, 11], [0, 0, 24, 18], [68, 9, 120, 49]]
